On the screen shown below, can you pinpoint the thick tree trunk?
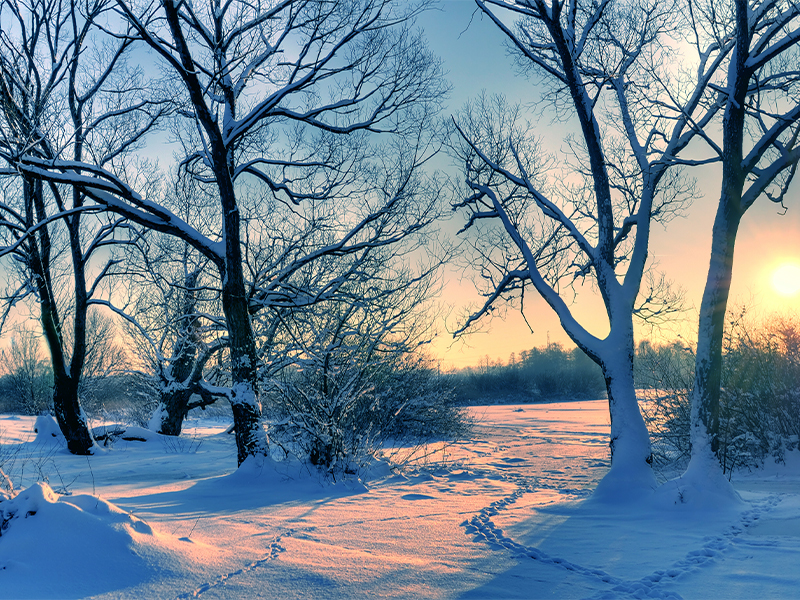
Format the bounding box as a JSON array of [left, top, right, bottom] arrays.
[[677, 197, 743, 504], [229, 396, 267, 466], [689, 1, 748, 474], [591, 330, 656, 499], [568, 305, 655, 499], [151, 390, 193, 436], [223, 279, 269, 465], [52, 376, 94, 455], [690, 193, 741, 469], [604, 361, 653, 469], [218, 157, 269, 465]]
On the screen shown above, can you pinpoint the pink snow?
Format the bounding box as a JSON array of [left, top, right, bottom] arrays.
[[0, 401, 798, 599]]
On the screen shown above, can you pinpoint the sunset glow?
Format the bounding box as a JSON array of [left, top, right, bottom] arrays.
[[772, 263, 800, 297]]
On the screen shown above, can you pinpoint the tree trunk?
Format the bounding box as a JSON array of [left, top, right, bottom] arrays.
[[690, 193, 741, 468], [26, 177, 94, 455], [52, 375, 94, 455], [151, 270, 202, 437], [224, 274, 268, 465], [689, 0, 748, 473], [591, 344, 656, 498], [677, 196, 743, 504], [585, 315, 656, 500], [605, 360, 653, 468], [230, 397, 267, 466], [219, 159, 269, 465], [151, 389, 193, 436]]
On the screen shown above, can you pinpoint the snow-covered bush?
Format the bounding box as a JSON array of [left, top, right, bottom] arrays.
[[0, 481, 45, 536], [266, 355, 470, 478], [638, 312, 800, 475]]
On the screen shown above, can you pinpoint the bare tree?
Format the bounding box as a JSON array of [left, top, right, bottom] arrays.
[[0, 0, 166, 453], [450, 0, 735, 493], [687, 0, 800, 484], [265, 246, 453, 475], [0, 328, 52, 415], [6, 0, 447, 466], [108, 230, 229, 436]]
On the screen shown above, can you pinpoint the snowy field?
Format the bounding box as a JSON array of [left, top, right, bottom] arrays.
[[1, 400, 799, 599]]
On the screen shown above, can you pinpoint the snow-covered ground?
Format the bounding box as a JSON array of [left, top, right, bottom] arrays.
[[1, 400, 798, 599]]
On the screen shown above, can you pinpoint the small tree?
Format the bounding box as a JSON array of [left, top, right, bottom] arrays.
[[112, 244, 229, 436], [0, 329, 52, 415]]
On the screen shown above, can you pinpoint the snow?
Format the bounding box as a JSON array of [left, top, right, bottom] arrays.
[[147, 405, 167, 433], [1, 400, 799, 599]]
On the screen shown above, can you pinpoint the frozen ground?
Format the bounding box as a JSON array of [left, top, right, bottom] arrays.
[[0, 400, 799, 599]]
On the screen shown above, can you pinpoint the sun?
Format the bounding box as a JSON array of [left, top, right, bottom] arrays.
[[772, 263, 800, 297]]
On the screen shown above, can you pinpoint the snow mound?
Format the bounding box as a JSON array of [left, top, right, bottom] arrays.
[[92, 424, 161, 444], [0, 483, 198, 598], [652, 454, 744, 512], [33, 415, 65, 445], [588, 466, 657, 506], [166, 455, 370, 514]]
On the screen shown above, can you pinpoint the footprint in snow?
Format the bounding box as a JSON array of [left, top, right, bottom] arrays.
[[465, 480, 783, 600]]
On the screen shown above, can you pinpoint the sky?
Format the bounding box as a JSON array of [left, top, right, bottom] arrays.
[[418, 1, 800, 369], [2, 0, 798, 373]]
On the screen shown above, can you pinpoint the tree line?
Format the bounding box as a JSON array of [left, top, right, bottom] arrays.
[[0, 0, 797, 495], [448, 344, 606, 404]]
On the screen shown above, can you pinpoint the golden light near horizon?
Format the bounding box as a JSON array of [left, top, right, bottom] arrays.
[[772, 263, 800, 297]]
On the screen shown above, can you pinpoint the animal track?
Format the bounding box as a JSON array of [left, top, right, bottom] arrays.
[[463, 479, 784, 600], [177, 529, 294, 599]]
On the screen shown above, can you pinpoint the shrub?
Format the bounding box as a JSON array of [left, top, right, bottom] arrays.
[[637, 311, 800, 476], [266, 354, 470, 478], [635, 340, 694, 472]]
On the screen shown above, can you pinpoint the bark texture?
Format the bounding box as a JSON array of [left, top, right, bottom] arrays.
[[691, 0, 749, 465]]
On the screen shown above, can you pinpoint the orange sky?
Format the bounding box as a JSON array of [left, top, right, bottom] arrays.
[[431, 175, 800, 370], [422, 3, 800, 369]]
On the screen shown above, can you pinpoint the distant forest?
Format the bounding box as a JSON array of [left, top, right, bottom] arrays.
[[448, 344, 607, 404], [449, 313, 800, 424]]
